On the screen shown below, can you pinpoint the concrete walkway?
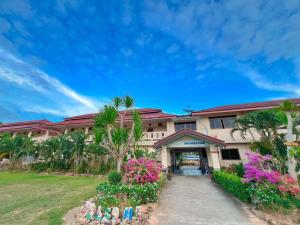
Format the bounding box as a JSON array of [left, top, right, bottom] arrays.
[[150, 176, 259, 225]]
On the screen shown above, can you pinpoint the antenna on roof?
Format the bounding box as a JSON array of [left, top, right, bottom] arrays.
[[183, 105, 195, 115]]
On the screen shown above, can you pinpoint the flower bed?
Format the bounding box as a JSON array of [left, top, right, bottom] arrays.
[[212, 152, 300, 211], [74, 157, 164, 224]]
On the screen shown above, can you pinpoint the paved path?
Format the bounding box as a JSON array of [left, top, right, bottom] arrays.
[[150, 176, 259, 225]]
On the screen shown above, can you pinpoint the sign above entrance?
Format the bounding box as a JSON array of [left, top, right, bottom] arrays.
[[184, 141, 205, 145], [167, 136, 208, 148]]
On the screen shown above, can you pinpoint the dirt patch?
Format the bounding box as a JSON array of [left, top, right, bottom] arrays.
[[250, 208, 300, 225]]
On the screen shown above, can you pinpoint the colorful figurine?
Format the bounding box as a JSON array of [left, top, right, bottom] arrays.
[[128, 207, 133, 221], [102, 208, 112, 224], [135, 206, 143, 223], [94, 206, 103, 222], [123, 207, 129, 221], [111, 207, 120, 225]]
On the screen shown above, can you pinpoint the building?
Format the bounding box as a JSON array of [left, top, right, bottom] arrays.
[[1, 98, 300, 173]]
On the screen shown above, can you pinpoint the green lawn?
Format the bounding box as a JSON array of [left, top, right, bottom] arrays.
[[0, 172, 104, 225]]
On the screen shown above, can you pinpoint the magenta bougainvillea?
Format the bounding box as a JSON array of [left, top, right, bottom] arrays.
[[243, 152, 281, 184], [244, 152, 300, 196], [124, 157, 161, 184]]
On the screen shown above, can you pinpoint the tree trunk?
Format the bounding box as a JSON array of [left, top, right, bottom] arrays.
[[285, 112, 298, 180], [116, 158, 122, 173]]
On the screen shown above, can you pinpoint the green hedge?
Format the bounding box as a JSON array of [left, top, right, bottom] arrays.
[[212, 171, 300, 211], [96, 181, 160, 209], [212, 171, 251, 202]]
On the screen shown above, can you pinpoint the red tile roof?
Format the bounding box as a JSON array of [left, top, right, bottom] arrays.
[[154, 129, 226, 148], [0, 119, 52, 128], [53, 108, 176, 127], [192, 98, 300, 116], [0, 120, 58, 134]]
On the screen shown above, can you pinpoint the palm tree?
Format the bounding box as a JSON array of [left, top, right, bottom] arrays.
[[278, 100, 300, 179], [231, 109, 288, 173], [68, 131, 87, 173], [94, 96, 143, 172]]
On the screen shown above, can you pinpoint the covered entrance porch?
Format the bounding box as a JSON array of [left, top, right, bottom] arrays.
[[154, 129, 226, 175], [170, 148, 208, 175]]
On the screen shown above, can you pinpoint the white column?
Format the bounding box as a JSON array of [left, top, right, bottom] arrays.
[[209, 145, 221, 170], [166, 121, 175, 135], [161, 145, 170, 169], [12, 132, 17, 138], [28, 131, 32, 138], [45, 130, 49, 139], [85, 127, 89, 135], [64, 128, 68, 134]]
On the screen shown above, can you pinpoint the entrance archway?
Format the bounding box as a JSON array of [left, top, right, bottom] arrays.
[[171, 148, 209, 176], [154, 129, 226, 173]]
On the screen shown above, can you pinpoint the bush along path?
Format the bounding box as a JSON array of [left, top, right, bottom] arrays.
[[212, 152, 300, 224], [66, 157, 165, 225]]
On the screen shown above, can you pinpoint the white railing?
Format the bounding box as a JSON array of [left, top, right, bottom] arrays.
[[142, 131, 168, 142]]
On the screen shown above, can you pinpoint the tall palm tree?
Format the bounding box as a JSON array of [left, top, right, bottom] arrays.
[[94, 96, 143, 172]]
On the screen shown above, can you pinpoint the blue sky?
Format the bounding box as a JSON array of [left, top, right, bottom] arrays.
[[0, 0, 300, 122]]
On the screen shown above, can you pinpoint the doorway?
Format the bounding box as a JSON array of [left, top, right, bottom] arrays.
[[171, 148, 209, 176]]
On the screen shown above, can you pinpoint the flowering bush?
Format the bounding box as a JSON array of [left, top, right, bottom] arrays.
[[278, 174, 300, 196], [243, 152, 281, 184], [124, 157, 161, 184]]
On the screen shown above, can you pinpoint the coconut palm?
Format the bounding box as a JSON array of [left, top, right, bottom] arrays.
[[94, 96, 143, 172]]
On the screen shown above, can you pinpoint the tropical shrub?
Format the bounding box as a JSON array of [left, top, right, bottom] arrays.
[[234, 163, 245, 177], [243, 152, 281, 184], [212, 171, 251, 202], [107, 171, 122, 184], [124, 157, 161, 184], [213, 170, 300, 210], [96, 181, 160, 209]]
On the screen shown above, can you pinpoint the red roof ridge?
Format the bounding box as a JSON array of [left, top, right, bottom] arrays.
[[192, 98, 300, 115], [0, 119, 53, 128]]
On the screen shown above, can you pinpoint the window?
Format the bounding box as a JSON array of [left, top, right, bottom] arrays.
[[147, 127, 154, 132], [209, 116, 236, 129], [221, 149, 241, 160], [175, 121, 196, 131]]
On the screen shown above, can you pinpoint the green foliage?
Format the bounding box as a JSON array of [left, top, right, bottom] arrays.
[[233, 163, 245, 177], [93, 96, 143, 172], [30, 161, 71, 172], [212, 171, 251, 202], [107, 171, 122, 184], [129, 148, 156, 159], [96, 182, 160, 209], [247, 183, 295, 210], [213, 171, 300, 211]]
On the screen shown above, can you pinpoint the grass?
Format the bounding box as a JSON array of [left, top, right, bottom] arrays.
[[0, 172, 104, 225]]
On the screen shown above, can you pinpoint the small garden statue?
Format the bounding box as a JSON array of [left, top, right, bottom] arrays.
[[111, 207, 120, 225], [101, 208, 112, 224], [94, 206, 103, 223], [135, 206, 142, 224]]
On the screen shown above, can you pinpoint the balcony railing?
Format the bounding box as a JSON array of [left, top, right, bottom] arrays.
[[142, 131, 168, 142]]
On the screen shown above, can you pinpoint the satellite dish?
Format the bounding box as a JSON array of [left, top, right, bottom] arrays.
[[183, 105, 195, 115]]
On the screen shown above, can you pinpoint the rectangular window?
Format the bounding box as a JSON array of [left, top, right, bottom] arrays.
[[175, 121, 196, 131], [209, 116, 236, 129], [221, 149, 241, 160]]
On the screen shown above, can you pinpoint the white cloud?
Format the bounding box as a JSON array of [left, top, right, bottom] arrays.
[[0, 48, 105, 117], [244, 68, 300, 96], [142, 0, 300, 93]]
